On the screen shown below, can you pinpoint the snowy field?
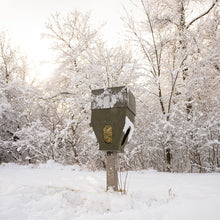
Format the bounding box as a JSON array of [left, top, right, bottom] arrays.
[[0, 161, 220, 220]]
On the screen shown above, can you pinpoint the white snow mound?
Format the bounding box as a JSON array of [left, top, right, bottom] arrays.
[[0, 162, 220, 220]]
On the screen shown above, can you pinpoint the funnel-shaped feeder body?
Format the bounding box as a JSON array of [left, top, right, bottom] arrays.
[[91, 86, 136, 153]]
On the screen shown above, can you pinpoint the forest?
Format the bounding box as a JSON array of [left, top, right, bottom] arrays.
[[0, 0, 219, 172]]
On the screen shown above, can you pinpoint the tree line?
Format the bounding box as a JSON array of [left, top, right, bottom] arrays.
[[0, 0, 219, 172]]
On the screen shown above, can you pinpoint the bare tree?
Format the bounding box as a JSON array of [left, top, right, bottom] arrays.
[[0, 31, 28, 82], [122, 0, 219, 172], [124, 0, 218, 116]]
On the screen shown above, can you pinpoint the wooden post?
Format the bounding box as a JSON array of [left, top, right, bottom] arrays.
[[106, 151, 118, 191]]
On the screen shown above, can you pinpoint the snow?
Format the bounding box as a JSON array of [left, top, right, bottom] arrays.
[[91, 87, 127, 110], [0, 161, 220, 220]]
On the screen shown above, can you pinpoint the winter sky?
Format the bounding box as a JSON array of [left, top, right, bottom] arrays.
[[0, 0, 132, 79]]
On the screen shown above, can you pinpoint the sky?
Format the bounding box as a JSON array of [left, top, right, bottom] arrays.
[[0, 0, 132, 80]]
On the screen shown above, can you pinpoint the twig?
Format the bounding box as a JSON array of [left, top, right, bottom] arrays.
[[186, 0, 218, 29]]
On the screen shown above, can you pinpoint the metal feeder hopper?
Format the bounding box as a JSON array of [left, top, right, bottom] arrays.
[[91, 86, 136, 153]]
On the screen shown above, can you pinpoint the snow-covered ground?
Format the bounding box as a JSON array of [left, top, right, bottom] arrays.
[[0, 161, 220, 220]]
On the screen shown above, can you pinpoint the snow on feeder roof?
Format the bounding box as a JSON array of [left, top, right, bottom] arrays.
[[91, 86, 136, 115]]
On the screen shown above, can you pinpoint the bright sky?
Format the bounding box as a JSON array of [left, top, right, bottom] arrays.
[[0, 0, 132, 80]]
